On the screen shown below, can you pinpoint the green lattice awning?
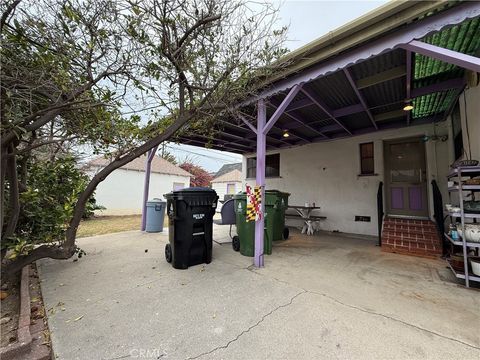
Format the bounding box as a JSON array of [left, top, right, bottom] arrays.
[[413, 17, 480, 118]]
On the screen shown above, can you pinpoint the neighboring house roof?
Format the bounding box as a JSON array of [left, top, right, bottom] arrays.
[[212, 169, 242, 183], [87, 155, 192, 177], [215, 163, 242, 178]]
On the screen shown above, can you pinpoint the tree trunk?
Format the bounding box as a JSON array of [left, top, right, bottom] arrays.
[[4, 144, 20, 238], [0, 145, 7, 232], [2, 112, 193, 275]]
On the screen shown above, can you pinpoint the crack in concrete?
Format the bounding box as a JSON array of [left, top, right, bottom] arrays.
[[305, 289, 480, 351], [186, 290, 307, 360], [247, 270, 480, 351]]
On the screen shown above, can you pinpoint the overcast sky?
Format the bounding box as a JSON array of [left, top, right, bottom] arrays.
[[169, 0, 389, 173]]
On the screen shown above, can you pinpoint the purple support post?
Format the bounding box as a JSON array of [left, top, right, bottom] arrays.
[[254, 99, 267, 267], [406, 50, 412, 125], [141, 146, 159, 231]]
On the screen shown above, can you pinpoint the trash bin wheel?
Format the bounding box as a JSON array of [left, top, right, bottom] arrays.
[[232, 236, 240, 252], [165, 244, 172, 263], [283, 227, 290, 240]]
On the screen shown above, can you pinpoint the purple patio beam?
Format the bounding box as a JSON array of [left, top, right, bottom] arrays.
[[182, 139, 245, 153], [238, 114, 257, 134], [283, 74, 463, 124], [282, 122, 344, 134], [268, 100, 327, 140], [285, 98, 313, 112], [254, 99, 267, 268], [218, 119, 252, 133], [400, 40, 480, 73], [406, 50, 413, 125], [238, 2, 479, 104], [332, 103, 364, 118], [246, 132, 293, 146], [264, 84, 303, 134], [210, 130, 257, 145], [411, 77, 466, 98], [240, 105, 310, 146], [300, 88, 353, 135], [237, 113, 293, 146], [184, 136, 252, 152], [280, 113, 447, 147], [343, 68, 378, 130], [217, 119, 288, 145], [141, 146, 159, 231]]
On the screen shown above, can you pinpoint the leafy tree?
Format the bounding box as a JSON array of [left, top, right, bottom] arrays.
[[1, 0, 287, 274], [4, 157, 102, 261], [179, 162, 213, 187], [159, 144, 177, 165]]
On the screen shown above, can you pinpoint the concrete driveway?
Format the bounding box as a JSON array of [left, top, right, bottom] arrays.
[[38, 227, 480, 360]]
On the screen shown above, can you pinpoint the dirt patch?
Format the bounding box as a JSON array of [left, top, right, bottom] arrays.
[[0, 272, 20, 347]]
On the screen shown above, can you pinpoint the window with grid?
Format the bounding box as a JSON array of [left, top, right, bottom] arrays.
[[359, 142, 374, 175], [246, 154, 280, 178]]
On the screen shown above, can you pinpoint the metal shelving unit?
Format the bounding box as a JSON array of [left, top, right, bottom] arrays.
[[446, 166, 480, 288]]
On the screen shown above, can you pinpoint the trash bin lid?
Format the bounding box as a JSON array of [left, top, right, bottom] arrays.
[[164, 187, 218, 205], [173, 187, 216, 193], [233, 192, 246, 200], [147, 199, 165, 206]]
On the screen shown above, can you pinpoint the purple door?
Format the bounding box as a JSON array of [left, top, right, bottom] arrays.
[[384, 138, 428, 217]]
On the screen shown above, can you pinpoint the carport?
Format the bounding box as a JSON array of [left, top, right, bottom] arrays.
[[148, 2, 480, 267]]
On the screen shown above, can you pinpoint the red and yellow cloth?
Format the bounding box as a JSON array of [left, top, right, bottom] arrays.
[[246, 184, 262, 222]]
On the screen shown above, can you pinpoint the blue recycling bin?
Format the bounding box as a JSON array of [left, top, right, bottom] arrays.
[[145, 199, 166, 232]]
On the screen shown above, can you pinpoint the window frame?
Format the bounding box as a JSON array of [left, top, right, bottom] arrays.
[[246, 153, 280, 179], [359, 142, 375, 176]]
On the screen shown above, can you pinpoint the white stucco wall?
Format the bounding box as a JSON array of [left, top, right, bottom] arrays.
[[243, 121, 452, 236], [459, 85, 480, 160], [89, 168, 190, 215]]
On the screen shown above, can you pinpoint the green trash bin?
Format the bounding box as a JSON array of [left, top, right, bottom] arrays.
[[265, 190, 290, 241], [233, 193, 272, 256]]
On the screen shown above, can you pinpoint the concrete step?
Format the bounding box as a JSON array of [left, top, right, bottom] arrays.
[[381, 217, 442, 258], [382, 229, 440, 240]]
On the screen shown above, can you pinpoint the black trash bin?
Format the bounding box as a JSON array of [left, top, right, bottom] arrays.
[[164, 187, 218, 269]]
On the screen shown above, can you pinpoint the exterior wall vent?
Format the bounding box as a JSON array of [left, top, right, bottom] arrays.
[[355, 216, 371, 222]]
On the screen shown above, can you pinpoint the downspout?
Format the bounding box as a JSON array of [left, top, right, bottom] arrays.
[[141, 145, 159, 231]]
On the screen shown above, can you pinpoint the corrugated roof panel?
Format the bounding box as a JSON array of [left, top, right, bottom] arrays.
[[339, 112, 373, 131], [305, 72, 358, 109], [413, 17, 480, 117], [415, 17, 480, 84], [361, 77, 405, 108], [294, 104, 329, 123], [370, 103, 403, 116], [350, 49, 405, 80], [412, 89, 457, 119]]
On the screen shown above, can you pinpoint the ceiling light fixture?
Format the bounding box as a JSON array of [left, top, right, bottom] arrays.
[[403, 100, 414, 111], [283, 130, 290, 138]]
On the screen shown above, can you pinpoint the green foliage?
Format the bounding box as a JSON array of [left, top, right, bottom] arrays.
[[160, 151, 177, 165], [4, 157, 101, 255]]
